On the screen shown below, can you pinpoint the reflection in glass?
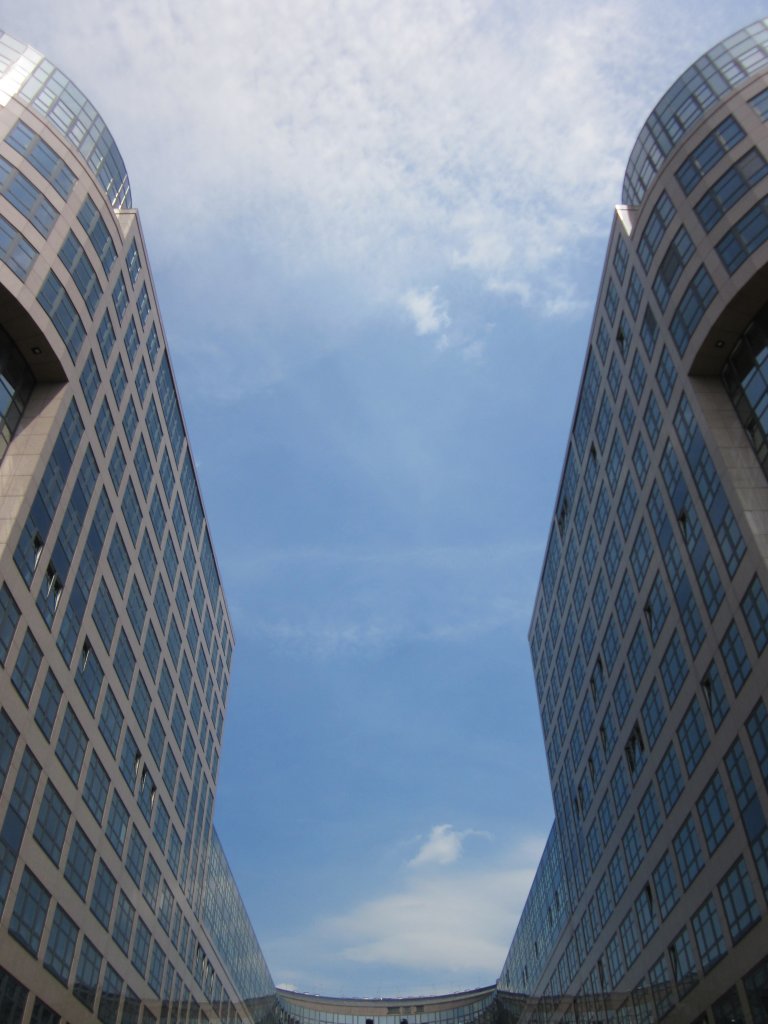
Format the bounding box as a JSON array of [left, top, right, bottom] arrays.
[[0, 327, 35, 465], [722, 303, 768, 480]]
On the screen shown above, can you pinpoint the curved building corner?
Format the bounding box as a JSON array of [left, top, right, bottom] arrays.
[[0, 29, 275, 1024], [500, 17, 768, 1024]]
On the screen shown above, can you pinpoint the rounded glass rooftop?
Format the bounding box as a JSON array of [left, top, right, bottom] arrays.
[[623, 18, 768, 207], [276, 985, 499, 1024], [0, 30, 131, 209]]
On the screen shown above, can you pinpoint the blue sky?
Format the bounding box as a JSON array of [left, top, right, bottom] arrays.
[[4, 0, 768, 998]]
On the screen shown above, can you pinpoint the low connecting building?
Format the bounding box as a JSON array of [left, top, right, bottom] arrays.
[[2, 17, 768, 1024]]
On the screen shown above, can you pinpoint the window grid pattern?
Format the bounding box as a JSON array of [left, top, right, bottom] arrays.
[[0, 86, 259, 1020]]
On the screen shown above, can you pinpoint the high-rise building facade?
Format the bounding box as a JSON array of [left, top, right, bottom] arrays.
[[0, 31, 274, 1024], [498, 18, 768, 1024]]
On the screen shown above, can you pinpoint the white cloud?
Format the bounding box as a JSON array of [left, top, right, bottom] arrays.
[[314, 834, 546, 977], [460, 339, 485, 362], [408, 824, 489, 867], [399, 286, 486, 360], [401, 287, 451, 336], [5, 0, 739, 324], [243, 616, 392, 658], [260, 832, 548, 992], [542, 291, 591, 318]]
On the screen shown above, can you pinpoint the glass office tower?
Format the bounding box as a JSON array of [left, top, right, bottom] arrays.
[[498, 18, 768, 1024], [0, 31, 273, 1024]]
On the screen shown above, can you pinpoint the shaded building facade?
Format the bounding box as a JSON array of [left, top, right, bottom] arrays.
[[499, 18, 768, 1024], [0, 31, 274, 1024]]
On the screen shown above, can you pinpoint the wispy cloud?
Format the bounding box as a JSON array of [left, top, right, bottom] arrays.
[[408, 824, 489, 867], [329, 870, 524, 972], [241, 617, 393, 658], [401, 287, 450, 336], [267, 832, 547, 991], [400, 286, 487, 361], [226, 540, 541, 657], [6, 0, 734, 328], [238, 598, 530, 658]]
